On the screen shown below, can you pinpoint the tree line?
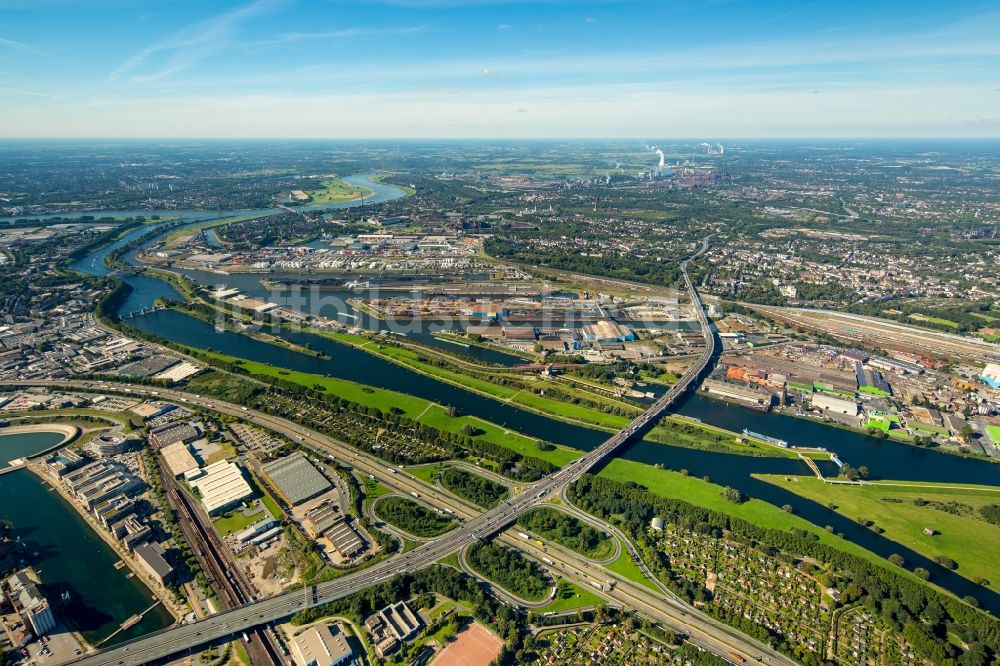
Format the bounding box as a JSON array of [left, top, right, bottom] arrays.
[[466, 541, 553, 602], [440, 468, 508, 509], [569, 473, 1000, 666], [374, 496, 455, 538]]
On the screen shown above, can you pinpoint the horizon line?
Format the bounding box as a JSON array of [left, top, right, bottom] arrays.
[[2, 136, 1000, 142]]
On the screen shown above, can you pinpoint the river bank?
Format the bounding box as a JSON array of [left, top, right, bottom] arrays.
[[0, 469, 174, 645], [63, 174, 1000, 614]]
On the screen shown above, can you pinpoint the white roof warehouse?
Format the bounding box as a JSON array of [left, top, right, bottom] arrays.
[[188, 460, 254, 515]]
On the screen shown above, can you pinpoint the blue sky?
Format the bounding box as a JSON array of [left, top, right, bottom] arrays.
[[1, 0, 998, 137]]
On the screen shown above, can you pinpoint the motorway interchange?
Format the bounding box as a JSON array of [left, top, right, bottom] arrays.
[[10, 235, 791, 666]]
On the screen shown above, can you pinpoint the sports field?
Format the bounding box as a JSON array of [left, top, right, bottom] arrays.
[[431, 622, 503, 666]]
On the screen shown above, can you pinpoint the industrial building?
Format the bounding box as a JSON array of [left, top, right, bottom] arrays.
[[3, 569, 56, 639], [701, 378, 775, 410], [811, 392, 859, 416], [581, 319, 635, 343], [233, 518, 282, 548], [981, 363, 1000, 389], [501, 325, 537, 345], [290, 623, 354, 666], [159, 441, 199, 478], [869, 355, 924, 375], [261, 453, 332, 506], [149, 421, 200, 448], [128, 401, 176, 421], [323, 517, 365, 559], [303, 501, 365, 558], [855, 361, 892, 396], [187, 460, 254, 515], [302, 500, 342, 537]]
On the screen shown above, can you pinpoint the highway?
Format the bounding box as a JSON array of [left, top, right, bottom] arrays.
[[4, 234, 790, 666]]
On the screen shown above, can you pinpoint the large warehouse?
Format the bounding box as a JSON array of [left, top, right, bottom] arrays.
[[160, 441, 199, 478], [811, 392, 859, 416], [188, 460, 254, 515], [261, 453, 332, 506]]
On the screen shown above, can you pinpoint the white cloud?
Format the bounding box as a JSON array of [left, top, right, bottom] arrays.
[[0, 87, 55, 99], [0, 36, 45, 54], [264, 25, 426, 44], [108, 0, 285, 83]]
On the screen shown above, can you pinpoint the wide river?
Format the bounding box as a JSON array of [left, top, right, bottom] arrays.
[[24, 173, 1000, 616]]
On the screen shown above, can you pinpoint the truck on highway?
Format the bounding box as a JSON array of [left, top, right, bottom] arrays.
[[517, 532, 530, 540], [727, 653, 746, 664], [590, 581, 605, 591], [542, 557, 554, 565], [410, 491, 420, 498], [387, 468, 397, 474]]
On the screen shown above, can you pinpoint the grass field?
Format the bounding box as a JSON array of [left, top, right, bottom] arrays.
[[437, 551, 462, 570], [866, 418, 891, 433], [596, 459, 930, 583], [536, 579, 605, 613], [362, 478, 391, 502], [604, 550, 660, 593], [986, 425, 1000, 444], [755, 475, 1000, 589], [370, 342, 633, 430], [212, 500, 273, 537], [645, 417, 799, 459], [406, 464, 442, 485], [7, 407, 137, 432], [205, 353, 582, 468], [305, 178, 373, 204], [908, 313, 961, 329], [244, 468, 283, 519], [911, 421, 949, 435], [162, 213, 265, 247]]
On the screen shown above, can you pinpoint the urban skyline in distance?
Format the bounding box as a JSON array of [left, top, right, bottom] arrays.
[[1, 0, 1000, 138]]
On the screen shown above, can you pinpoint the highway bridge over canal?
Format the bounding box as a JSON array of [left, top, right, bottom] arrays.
[[7, 235, 792, 666]]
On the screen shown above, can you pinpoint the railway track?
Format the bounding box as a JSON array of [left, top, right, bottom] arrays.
[[161, 468, 282, 665]]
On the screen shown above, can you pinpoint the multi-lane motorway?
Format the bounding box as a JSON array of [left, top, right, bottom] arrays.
[[5, 234, 791, 666]]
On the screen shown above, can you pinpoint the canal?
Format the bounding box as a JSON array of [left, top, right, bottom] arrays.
[[62, 175, 1000, 614]]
